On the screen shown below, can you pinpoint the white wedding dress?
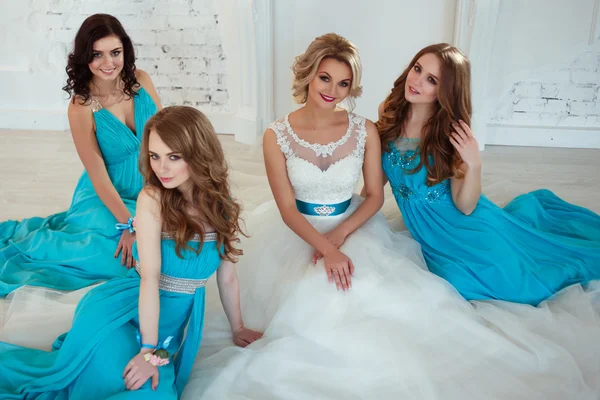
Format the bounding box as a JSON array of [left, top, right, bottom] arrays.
[[182, 112, 600, 399]]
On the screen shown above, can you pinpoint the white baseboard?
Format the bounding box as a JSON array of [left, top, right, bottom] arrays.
[[0, 108, 70, 131], [0, 108, 261, 145], [486, 124, 600, 149], [208, 113, 260, 145]]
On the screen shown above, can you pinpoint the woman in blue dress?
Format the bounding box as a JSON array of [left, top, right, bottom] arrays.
[[0, 106, 262, 399], [0, 14, 161, 296], [377, 43, 600, 305]]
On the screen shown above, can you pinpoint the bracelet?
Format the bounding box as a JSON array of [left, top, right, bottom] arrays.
[[115, 217, 136, 234], [144, 349, 170, 367], [137, 332, 173, 367]]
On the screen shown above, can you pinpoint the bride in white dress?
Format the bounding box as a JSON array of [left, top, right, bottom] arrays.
[[184, 33, 600, 399]]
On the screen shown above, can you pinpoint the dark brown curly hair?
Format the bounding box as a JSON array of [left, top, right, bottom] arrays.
[[62, 14, 139, 104], [140, 106, 245, 262], [377, 43, 472, 185]]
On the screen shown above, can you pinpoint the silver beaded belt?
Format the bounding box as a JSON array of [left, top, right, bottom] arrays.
[[135, 262, 208, 294], [134, 232, 217, 294], [161, 231, 218, 242]]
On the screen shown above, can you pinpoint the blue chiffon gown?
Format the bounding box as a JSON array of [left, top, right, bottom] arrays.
[[0, 231, 221, 399], [382, 138, 600, 305], [0, 88, 157, 296]]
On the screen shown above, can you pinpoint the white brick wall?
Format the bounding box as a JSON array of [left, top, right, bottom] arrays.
[[492, 50, 600, 128], [32, 0, 229, 112]]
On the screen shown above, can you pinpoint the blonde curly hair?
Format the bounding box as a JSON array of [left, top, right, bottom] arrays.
[[291, 33, 363, 110]]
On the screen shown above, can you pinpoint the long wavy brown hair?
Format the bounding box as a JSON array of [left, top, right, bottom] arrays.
[[377, 43, 472, 185], [140, 106, 244, 261]]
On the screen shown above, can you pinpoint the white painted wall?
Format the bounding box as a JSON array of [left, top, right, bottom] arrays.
[[472, 0, 600, 148], [3, 0, 596, 149], [0, 0, 230, 130], [272, 0, 457, 122]]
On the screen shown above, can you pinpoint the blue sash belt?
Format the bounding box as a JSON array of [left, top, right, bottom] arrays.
[[295, 198, 351, 217]]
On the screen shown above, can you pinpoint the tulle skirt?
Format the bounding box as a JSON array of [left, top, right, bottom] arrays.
[[185, 195, 600, 399]]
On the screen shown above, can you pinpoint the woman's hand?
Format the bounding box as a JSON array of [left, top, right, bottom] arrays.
[[232, 326, 263, 347], [323, 249, 354, 291], [450, 120, 481, 169], [115, 230, 136, 268], [123, 352, 159, 391], [311, 227, 349, 264]]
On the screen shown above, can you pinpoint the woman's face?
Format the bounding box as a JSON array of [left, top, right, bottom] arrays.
[[404, 53, 441, 105], [88, 35, 125, 82], [306, 57, 353, 110]]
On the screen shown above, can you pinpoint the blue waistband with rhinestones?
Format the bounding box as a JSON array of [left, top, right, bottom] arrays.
[[391, 182, 452, 203], [296, 199, 351, 217]]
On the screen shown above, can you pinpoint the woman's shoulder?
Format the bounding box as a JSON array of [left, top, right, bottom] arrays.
[[138, 186, 161, 208], [134, 69, 155, 93], [265, 113, 290, 137], [67, 95, 96, 126], [134, 69, 162, 109], [346, 111, 377, 136], [346, 110, 368, 124]]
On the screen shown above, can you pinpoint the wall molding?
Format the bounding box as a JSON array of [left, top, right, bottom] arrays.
[[487, 124, 600, 148], [454, 0, 500, 150], [590, 0, 599, 45], [455, 0, 600, 149], [213, 0, 273, 144]]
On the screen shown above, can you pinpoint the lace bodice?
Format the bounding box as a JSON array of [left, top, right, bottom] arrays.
[[269, 112, 368, 204]]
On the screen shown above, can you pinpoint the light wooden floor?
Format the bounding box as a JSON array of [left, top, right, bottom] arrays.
[[0, 129, 599, 222]]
